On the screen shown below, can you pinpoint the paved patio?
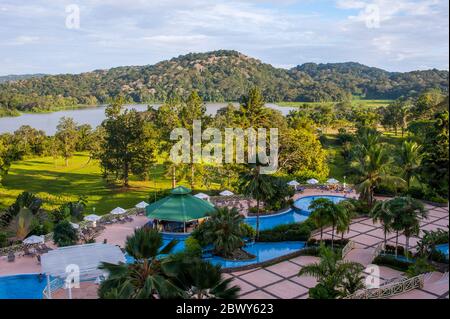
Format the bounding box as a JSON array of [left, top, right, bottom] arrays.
[[231, 204, 449, 299]]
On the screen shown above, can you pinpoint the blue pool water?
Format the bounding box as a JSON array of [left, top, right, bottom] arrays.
[[0, 274, 48, 299], [206, 241, 306, 268], [436, 243, 449, 258], [245, 195, 346, 231]]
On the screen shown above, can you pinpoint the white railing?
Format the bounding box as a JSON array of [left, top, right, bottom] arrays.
[[345, 274, 425, 299], [342, 240, 355, 258], [42, 278, 65, 299], [371, 242, 384, 261]]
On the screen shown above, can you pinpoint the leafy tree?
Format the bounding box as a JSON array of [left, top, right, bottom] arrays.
[[53, 220, 78, 247], [55, 117, 79, 166], [0, 136, 13, 185], [99, 96, 159, 186]]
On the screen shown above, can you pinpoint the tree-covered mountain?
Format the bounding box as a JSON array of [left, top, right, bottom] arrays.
[[0, 74, 46, 84], [0, 50, 448, 113]]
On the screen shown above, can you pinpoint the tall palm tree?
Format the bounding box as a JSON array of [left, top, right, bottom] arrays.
[[308, 198, 333, 242], [352, 136, 404, 207], [98, 228, 182, 299], [238, 164, 274, 239], [370, 200, 393, 248], [327, 203, 349, 248], [298, 245, 364, 299], [397, 141, 423, 190], [336, 200, 355, 241], [386, 197, 427, 257]]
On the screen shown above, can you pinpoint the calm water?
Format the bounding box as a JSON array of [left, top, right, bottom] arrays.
[[0, 103, 295, 135], [0, 274, 48, 299]]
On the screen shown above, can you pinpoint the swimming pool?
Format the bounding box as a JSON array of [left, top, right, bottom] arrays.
[[0, 274, 48, 299], [244, 195, 346, 231], [436, 243, 449, 259], [206, 241, 306, 268]]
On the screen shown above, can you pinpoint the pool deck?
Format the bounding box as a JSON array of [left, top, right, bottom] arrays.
[[1, 191, 448, 299]]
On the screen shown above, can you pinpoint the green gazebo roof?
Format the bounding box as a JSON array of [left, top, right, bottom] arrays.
[[146, 186, 216, 222]]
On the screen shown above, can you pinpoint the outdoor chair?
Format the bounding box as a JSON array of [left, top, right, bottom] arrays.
[[7, 251, 15, 262]]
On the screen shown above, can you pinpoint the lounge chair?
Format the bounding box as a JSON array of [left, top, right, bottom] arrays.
[[7, 251, 15, 262]]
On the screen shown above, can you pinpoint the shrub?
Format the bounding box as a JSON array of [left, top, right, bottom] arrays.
[[240, 223, 256, 239], [0, 232, 8, 248], [184, 237, 202, 257], [307, 238, 349, 249], [257, 220, 315, 242], [53, 220, 78, 247], [373, 255, 410, 271], [406, 257, 436, 278]]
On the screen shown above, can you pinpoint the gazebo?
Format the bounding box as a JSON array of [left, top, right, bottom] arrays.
[[146, 186, 216, 233]]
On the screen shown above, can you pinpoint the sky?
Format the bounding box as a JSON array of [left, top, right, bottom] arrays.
[[0, 0, 448, 75]]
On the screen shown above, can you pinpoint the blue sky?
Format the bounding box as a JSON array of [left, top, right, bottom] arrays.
[[0, 0, 448, 75]]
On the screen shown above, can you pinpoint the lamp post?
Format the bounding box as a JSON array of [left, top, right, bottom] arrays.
[[343, 176, 347, 189]]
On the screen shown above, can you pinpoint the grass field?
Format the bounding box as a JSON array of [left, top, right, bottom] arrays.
[[0, 153, 220, 214], [277, 99, 392, 108]]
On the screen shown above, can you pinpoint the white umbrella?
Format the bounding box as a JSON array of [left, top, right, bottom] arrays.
[[69, 222, 80, 230], [194, 193, 210, 201], [84, 214, 101, 222], [135, 201, 149, 209], [307, 178, 319, 185], [219, 190, 234, 196], [23, 235, 44, 245], [326, 178, 339, 184], [110, 207, 127, 215], [287, 180, 300, 187]]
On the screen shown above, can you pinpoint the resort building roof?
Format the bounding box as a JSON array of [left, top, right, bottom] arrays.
[[146, 186, 216, 222]]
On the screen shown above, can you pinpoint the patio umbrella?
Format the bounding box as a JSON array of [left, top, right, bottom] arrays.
[[135, 201, 149, 209], [194, 193, 210, 201], [23, 235, 44, 245], [326, 178, 339, 184], [219, 190, 234, 196], [69, 222, 80, 230], [287, 180, 300, 187], [84, 214, 101, 222], [306, 178, 319, 185], [110, 207, 127, 215]]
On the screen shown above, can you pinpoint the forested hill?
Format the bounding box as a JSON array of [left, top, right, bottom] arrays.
[[0, 50, 448, 112], [0, 73, 46, 84]]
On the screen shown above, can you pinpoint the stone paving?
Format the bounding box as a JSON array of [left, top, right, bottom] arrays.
[[231, 204, 449, 299]]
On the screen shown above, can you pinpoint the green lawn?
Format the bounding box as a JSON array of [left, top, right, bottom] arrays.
[[0, 153, 219, 215]]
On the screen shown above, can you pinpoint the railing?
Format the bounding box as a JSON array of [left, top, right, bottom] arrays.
[[345, 274, 425, 299], [342, 240, 355, 258], [42, 278, 65, 299], [371, 242, 384, 261]]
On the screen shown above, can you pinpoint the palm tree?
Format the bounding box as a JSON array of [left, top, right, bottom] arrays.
[[167, 257, 240, 299], [308, 198, 333, 242], [98, 228, 182, 299], [298, 245, 364, 299], [352, 133, 404, 207], [238, 164, 274, 239], [328, 203, 349, 248], [370, 200, 393, 248], [386, 197, 427, 257], [336, 200, 355, 241], [397, 141, 423, 190], [202, 207, 245, 257], [8, 207, 35, 241]]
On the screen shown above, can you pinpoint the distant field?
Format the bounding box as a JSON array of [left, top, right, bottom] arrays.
[[277, 99, 392, 108], [0, 153, 220, 214]]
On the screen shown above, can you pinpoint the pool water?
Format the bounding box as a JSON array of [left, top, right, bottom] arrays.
[[293, 195, 347, 212], [244, 195, 346, 231], [0, 274, 48, 299], [206, 241, 306, 268], [436, 243, 449, 258]]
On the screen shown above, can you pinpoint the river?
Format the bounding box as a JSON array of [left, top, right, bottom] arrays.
[[0, 103, 295, 135]]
